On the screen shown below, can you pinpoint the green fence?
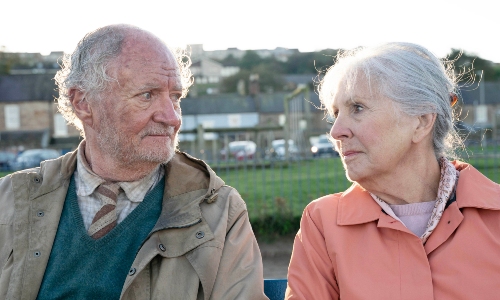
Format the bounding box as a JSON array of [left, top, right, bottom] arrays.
[[0, 143, 497, 224], [209, 142, 500, 221]]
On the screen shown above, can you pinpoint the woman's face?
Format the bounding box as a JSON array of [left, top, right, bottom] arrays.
[[329, 78, 419, 184]]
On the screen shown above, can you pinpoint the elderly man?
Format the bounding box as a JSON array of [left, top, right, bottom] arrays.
[[0, 24, 267, 299]]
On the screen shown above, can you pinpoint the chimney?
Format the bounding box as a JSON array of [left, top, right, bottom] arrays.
[[249, 73, 260, 96]]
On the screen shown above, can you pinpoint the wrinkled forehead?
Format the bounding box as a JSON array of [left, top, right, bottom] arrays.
[[321, 65, 379, 111], [111, 31, 180, 77]]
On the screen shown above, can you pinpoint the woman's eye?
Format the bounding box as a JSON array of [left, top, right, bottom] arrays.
[[353, 104, 363, 112]]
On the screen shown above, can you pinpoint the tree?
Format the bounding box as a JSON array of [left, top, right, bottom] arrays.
[[221, 64, 285, 94], [0, 49, 21, 75], [239, 50, 264, 70], [217, 54, 239, 66], [282, 49, 338, 74]]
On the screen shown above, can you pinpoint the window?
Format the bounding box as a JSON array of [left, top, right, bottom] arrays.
[[54, 113, 68, 136], [228, 114, 241, 128], [4, 105, 20, 129]]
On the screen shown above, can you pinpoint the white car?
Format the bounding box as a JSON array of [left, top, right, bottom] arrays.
[[267, 139, 299, 160], [220, 141, 257, 161], [9, 149, 61, 171], [311, 135, 339, 157]]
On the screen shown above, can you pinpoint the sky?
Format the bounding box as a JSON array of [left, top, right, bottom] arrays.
[[1, 0, 499, 63]]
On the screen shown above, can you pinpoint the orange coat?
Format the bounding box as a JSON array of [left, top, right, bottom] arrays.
[[286, 161, 500, 299]]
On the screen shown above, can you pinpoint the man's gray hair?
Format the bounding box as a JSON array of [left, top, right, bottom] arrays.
[[55, 24, 193, 137], [318, 42, 462, 159]]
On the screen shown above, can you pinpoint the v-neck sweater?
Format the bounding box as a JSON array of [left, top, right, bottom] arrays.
[[36, 175, 164, 300]]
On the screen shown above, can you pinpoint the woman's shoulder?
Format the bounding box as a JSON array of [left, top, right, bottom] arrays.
[[309, 192, 344, 208], [302, 192, 345, 223]]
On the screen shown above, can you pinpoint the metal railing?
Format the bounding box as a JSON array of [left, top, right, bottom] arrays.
[[180, 140, 500, 220]]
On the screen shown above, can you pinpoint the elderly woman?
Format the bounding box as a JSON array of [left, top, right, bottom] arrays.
[[285, 43, 500, 299]]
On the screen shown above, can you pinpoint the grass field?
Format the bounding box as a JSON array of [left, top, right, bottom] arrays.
[[212, 157, 352, 218], [212, 145, 500, 220], [1, 145, 498, 223]]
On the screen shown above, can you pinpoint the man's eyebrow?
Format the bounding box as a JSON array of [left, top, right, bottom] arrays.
[[136, 84, 161, 91], [171, 84, 183, 91]]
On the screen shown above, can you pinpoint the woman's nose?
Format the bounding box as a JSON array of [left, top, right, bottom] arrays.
[[329, 115, 352, 140]]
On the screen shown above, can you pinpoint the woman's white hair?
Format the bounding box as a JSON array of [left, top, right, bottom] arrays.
[[318, 42, 462, 159], [55, 24, 193, 137]]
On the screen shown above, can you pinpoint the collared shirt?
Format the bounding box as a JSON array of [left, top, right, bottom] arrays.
[[74, 141, 164, 230]]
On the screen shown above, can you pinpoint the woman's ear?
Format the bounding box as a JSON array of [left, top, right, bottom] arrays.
[[413, 113, 436, 143], [70, 89, 93, 127]]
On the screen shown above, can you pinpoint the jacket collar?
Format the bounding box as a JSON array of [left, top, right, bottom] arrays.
[[152, 151, 225, 231], [452, 160, 500, 210], [31, 148, 224, 231], [337, 160, 500, 226], [337, 183, 382, 226]]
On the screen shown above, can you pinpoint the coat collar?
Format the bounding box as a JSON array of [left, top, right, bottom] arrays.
[[337, 183, 382, 226], [152, 151, 225, 231], [452, 160, 500, 210], [337, 160, 500, 226], [28, 148, 224, 231]]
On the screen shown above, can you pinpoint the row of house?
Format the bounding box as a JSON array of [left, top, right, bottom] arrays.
[[0, 72, 499, 154], [187, 44, 303, 96], [190, 44, 299, 62]]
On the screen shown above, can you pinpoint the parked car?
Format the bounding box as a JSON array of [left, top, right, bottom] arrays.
[[0, 151, 16, 171], [220, 141, 257, 161], [9, 149, 60, 171], [311, 135, 338, 157], [267, 139, 299, 160]]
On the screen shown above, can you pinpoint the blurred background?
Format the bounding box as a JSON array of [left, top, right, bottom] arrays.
[[1, 0, 499, 276]]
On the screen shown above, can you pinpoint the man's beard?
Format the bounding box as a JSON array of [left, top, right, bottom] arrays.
[[96, 117, 179, 166]]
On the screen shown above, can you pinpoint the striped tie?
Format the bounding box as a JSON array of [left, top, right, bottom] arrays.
[[88, 182, 121, 239]]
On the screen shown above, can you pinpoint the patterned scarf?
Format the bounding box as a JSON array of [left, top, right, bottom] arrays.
[[370, 158, 459, 243]]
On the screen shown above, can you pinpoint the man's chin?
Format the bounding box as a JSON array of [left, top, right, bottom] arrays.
[[134, 134, 178, 163], [138, 147, 175, 163]]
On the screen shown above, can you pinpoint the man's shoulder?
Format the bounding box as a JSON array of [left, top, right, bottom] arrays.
[[0, 151, 76, 222], [208, 184, 247, 212], [166, 152, 224, 195], [0, 168, 39, 221]]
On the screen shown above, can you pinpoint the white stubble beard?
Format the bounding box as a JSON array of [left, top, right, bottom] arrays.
[[95, 114, 180, 166]]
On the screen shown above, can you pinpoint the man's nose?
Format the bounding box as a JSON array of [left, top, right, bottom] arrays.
[[152, 95, 181, 128]]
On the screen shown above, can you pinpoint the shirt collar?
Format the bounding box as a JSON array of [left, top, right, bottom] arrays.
[[76, 141, 163, 202]]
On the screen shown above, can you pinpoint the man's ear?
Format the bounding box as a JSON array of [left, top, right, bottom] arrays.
[[70, 89, 93, 127], [413, 113, 436, 143]]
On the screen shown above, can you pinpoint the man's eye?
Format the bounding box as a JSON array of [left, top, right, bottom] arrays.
[[170, 93, 181, 102], [143, 92, 152, 100]]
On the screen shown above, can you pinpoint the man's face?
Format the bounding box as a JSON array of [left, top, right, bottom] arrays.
[[93, 32, 183, 166]]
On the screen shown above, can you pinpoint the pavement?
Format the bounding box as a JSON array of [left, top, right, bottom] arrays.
[[257, 235, 295, 279]]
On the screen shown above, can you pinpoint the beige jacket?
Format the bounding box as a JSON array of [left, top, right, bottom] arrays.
[[0, 150, 267, 300]]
